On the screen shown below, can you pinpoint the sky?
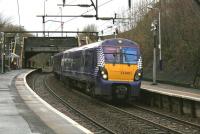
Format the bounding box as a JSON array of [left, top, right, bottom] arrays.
[[0, 0, 139, 36]]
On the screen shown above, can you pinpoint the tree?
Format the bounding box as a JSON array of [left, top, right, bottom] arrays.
[[0, 14, 11, 31], [109, 0, 200, 87], [79, 24, 98, 44]]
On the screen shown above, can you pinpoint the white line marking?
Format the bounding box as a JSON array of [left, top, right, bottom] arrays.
[[23, 70, 93, 134], [142, 85, 200, 102]]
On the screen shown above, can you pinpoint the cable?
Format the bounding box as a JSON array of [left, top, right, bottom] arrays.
[[98, 0, 114, 8], [111, 0, 149, 33], [17, 0, 21, 29], [52, 0, 115, 34], [122, 0, 155, 16], [48, 24, 62, 36], [46, 10, 62, 31], [47, 0, 79, 31], [99, 0, 156, 34], [98, 21, 110, 28], [64, 0, 114, 23], [67, 0, 79, 4], [61, 0, 114, 35]]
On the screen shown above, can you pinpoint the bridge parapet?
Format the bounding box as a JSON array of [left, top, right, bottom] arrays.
[[24, 37, 78, 53], [24, 37, 78, 68]]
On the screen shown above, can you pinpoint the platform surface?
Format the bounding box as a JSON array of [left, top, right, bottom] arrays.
[[0, 69, 92, 134], [141, 81, 200, 102]]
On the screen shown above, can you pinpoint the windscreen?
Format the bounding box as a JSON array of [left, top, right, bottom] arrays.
[[103, 46, 139, 64], [122, 47, 138, 64]]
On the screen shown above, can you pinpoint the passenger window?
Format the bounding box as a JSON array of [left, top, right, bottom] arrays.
[[84, 50, 93, 73]]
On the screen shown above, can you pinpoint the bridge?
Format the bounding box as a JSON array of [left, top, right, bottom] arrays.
[[0, 31, 98, 69], [24, 36, 78, 67]]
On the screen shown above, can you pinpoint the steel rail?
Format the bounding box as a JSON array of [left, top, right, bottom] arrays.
[[50, 79, 185, 134], [43, 76, 116, 134], [32, 73, 198, 134], [55, 81, 184, 134], [102, 103, 183, 134], [132, 104, 200, 129]]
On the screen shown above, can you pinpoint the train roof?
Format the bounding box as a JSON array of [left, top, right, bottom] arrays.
[[62, 38, 139, 54], [54, 51, 64, 57], [102, 38, 139, 47], [63, 40, 103, 53]]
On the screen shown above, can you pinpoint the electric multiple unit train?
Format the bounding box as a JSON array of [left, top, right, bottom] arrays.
[[53, 38, 142, 100]]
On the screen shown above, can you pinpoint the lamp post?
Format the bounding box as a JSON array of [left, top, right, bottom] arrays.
[[148, 5, 162, 84], [158, 11, 162, 70], [151, 20, 158, 85], [59, 7, 63, 37], [148, 6, 162, 71], [43, 0, 48, 37], [0, 32, 5, 73], [8, 41, 13, 69]]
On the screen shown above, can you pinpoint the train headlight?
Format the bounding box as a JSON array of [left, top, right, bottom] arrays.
[[99, 67, 108, 80], [138, 72, 142, 77], [134, 70, 142, 81], [101, 70, 105, 75], [102, 74, 108, 79]]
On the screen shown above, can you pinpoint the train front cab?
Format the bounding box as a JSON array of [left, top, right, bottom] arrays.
[[95, 39, 142, 100]]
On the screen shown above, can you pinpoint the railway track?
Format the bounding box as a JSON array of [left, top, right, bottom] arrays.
[[31, 73, 115, 134], [108, 103, 200, 134], [43, 77, 116, 134], [29, 72, 200, 134], [131, 104, 200, 132]]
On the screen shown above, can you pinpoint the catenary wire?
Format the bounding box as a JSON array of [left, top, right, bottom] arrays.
[[17, 0, 21, 29]]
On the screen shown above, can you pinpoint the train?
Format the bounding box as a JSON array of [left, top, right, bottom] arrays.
[[53, 38, 143, 100]]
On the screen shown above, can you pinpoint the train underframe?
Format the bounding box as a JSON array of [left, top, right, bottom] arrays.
[[95, 78, 141, 101], [55, 73, 141, 101]]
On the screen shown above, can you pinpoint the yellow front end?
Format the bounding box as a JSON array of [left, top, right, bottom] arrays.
[[104, 64, 138, 82]]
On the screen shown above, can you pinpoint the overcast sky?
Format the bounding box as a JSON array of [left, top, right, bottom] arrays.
[[0, 0, 140, 36]]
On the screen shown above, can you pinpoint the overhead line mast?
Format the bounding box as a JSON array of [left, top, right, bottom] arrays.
[[37, 0, 132, 36]]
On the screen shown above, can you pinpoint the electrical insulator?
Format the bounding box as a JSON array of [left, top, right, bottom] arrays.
[[128, 0, 131, 9], [63, 0, 65, 6], [115, 28, 118, 34]]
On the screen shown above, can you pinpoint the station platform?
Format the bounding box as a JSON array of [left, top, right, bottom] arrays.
[[141, 81, 200, 102], [0, 69, 92, 134]]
